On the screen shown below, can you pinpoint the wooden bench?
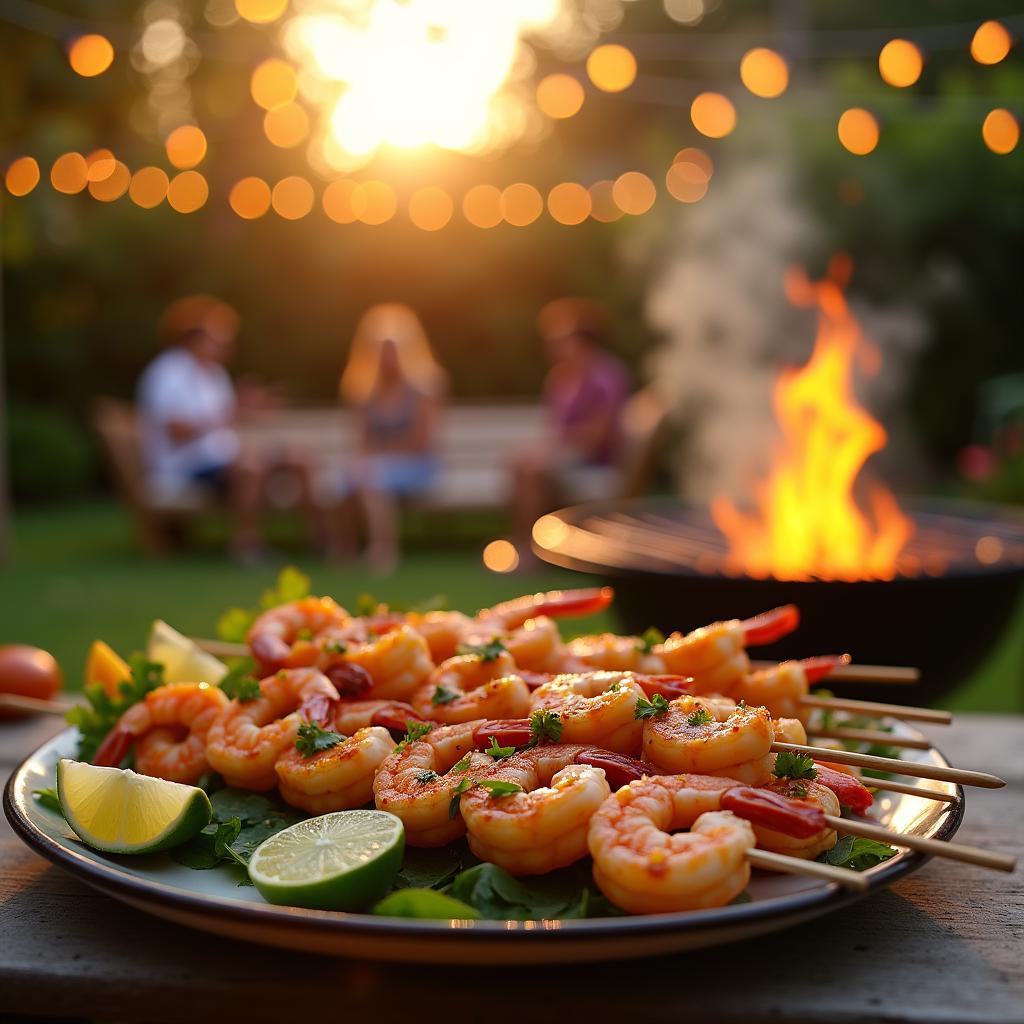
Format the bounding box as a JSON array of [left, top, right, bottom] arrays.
[[92, 395, 665, 555]]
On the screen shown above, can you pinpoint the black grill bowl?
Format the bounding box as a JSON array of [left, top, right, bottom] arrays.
[[533, 498, 1024, 705]]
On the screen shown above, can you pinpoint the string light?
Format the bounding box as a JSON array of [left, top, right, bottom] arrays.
[[87, 160, 130, 201], [482, 539, 519, 573], [229, 176, 271, 219], [982, 109, 1019, 154], [250, 59, 298, 111], [588, 179, 623, 223], [129, 166, 169, 208], [165, 126, 207, 169], [739, 48, 789, 98], [50, 153, 88, 194], [167, 170, 209, 212], [322, 179, 358, 224], [85, 149, 116, 182], [690, 92, 736, 138], [351, 180, 396, 225], [263, 103, 309, 148], [408, 186, 453, 231], [68, 34, 114, 77], [878, 39, 923, 87], [5, 157, 40, 197], [586, 44, 637, 93], [536, 74, 585, 119], [837, 108, 880, 155], [665, 161, 708, 203], [971, 21, 1012, 65], [501, 183, 543, 226], [548, 182, 592, 225], [271, 175, 314, 219], [235, 0, 288, 24], [462, 184, 503, 228], [612, 171, 656, 215]]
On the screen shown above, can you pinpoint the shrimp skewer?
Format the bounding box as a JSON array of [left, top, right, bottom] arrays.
[[410, 650, 531, 725]]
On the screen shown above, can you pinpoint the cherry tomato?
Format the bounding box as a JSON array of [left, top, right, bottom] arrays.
[[0, 645, 62, 716]]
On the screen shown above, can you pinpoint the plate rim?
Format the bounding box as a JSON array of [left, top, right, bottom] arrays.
[[4, 726, 965, 945]]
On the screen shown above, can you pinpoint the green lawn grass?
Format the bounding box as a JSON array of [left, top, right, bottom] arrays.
[[2, 501, 1021, 712]]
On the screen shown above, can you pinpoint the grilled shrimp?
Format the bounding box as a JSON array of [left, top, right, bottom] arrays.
[[341, 625, 435, 701], [373, 721, 494, 847], [459, 744, 611, 875], [411, 650, 531, 724], [94, 682, 229, 785], [530, 671, 647, 754], [247, 597, 350, 670], [588, 774, 756, 914], [205, 668, 339, 790], [749, 777, 840, 860], [274, 726, 396, 814]]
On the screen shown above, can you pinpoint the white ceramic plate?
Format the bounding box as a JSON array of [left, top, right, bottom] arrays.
[[5, 725, 963, 964]]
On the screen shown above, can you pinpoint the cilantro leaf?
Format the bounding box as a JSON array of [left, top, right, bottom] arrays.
[[397, 720, 434, 750], [431, 685, 459, 706], [634, 693, 670, 720], [635, 627, 665, 655], [477, 780, 523, 799], [295, 721, 344, 757], [66, 654, 165, 763], [773, 751, 818, 780], [216, 567, 311, 643], [322, 640, 347, 656], [449, 753, 472, 774], [821, 835, 898, 871], [687, 707, 713, 727], [448, 777, 475, 819], [219, 662, 261, 702], [33, 787, 63, 816], [484, 736, 516, 760], [529, 709, 563, 745], [414, 769, 439, 785], [458, 638, 507, 663]]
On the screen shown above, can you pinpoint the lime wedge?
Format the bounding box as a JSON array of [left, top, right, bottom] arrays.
[[248, 810, 405, 911], [56, 759, 212, 854], [147, 619, 228, 686]]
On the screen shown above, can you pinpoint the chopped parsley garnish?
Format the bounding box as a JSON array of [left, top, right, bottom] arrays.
[[322, 640, 347, 655], [477, 780, 524, 799], [635, 627, 665, 655], [219, 666, 261, 703], [773, 751, 818, 780], [296, 628, 314, 642], [295, 721, 344, 757], [414, 769, 439, 785], [356, 593, 383, 617], [687, 707, 713, 727], [634, 694, 670, 720], [529, 709, 564, 745], [484, 736, 516, 760], [397, 720, 434, 750], [458, 638, 507, 663], [449, 753, 472, 774], [790, 782, 809, 799], [448, 777, 475, 818], [431, 685, 459, 706], [607, 681, 621, 692]]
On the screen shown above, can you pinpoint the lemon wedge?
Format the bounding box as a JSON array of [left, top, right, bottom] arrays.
[[147, 619, 228, 685]]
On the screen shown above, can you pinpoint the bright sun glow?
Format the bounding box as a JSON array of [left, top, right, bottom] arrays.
[[281, 0, 625, 174]]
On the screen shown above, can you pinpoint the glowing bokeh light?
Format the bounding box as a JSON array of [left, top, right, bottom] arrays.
[[971, 21, 1012, 65], [272, 176, 314, 219], [975, 535, 1004, 565], [691, 92, 736, 138], [264, 103, 309, 147], [501, 183, 543, 226], [586, 43, 636, 92], [408, 186, 453, 231], [673, 146, 713, 178], [236, 0, 288, 24], [612, 171, 656, 215], [739, 47, 788, 98], [129, 166, 169, 208], [837, 108, 880, 155], [5, 157, 40, 197], [251, 59, 298, 111], [165, 125, 207, 169], [322, 179, 358, 223], [85, 149, 116, 182], [50, 153, 88, 194], [351, 180, 397, 225], [536, 74, 585, 119], [462, 184, 503, 228], [68, 34, 114, 77], [982, 108, 1019, 154], [229, 177, 271, 219], [88, 160, 130, 201], [666, 161, 708, 203], [548, 182, 591, 225], [588, 179, 623, 222], [167, 170, 209, 213], [664, 0, 706, 26], [878, 39, 923, 87], [482, 539, 519, 573]]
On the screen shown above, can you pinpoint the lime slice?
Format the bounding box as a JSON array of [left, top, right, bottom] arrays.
[[248, 810, 405, 911], [147, 619, 228, 686], [56, 759, 212, 854]]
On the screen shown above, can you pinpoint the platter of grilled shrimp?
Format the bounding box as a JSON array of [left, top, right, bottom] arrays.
[[5, 583, 1016, 963]]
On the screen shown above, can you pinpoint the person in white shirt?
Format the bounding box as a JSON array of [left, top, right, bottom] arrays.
[[137, 297, 265, 557]]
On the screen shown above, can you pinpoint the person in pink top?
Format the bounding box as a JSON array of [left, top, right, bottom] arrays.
[[508, 298, 631, 565]]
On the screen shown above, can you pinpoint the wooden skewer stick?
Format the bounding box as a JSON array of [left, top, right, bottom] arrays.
[[0, 694, 77, 716], [801, 695, 952, 726], [862, 778, 957, 804], [824, 815, 1017, 873], [809, 727, 933, 751], [747, 848, 869, 891], [193, 639, 248, 659], [772, 741, 1006, 789], [751, 661, 920, 685]]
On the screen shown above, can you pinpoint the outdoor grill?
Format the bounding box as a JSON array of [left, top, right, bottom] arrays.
[[532, 497, 1024, 704]]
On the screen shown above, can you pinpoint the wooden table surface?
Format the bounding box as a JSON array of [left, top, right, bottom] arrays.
[[1, 713, 1021, 1024]]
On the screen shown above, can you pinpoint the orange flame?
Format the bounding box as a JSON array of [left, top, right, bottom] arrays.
[[711, 260, 914, 581]]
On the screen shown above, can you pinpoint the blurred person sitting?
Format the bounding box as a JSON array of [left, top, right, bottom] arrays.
[[136, 295, 315, 561], [508, 298, 631, 564], [334, 303, 448, 574]]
